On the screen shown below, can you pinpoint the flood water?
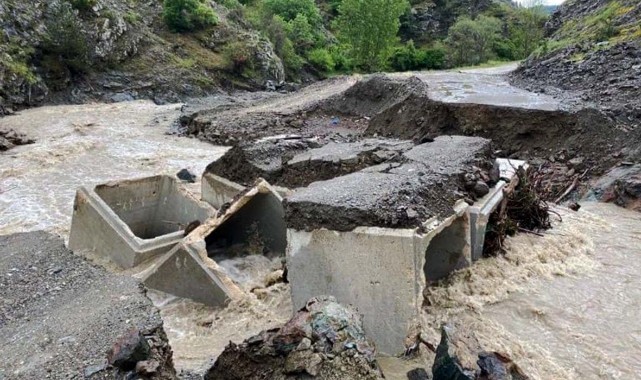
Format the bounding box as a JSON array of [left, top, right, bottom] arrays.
[[0, 101, 226, 236]]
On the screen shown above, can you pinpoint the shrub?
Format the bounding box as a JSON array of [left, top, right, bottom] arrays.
[[389, 41, 445, 71], [307, 48, 335, 73], [446, 15, 501, 66], [163, 0, 218, 32], [222, 40, 254, 75], [262, 0, 322, 25], [68, 0, 96, 12], [285, 14, 316, 54], [43, 2, 90, 74]]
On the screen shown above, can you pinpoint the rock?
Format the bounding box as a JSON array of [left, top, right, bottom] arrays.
[[110, 92, 135, 103], [477, 352, 529, 380], [176, 168, 197, 183], [585, 164, 641, 211], [432, 325, 475, 380], [473, 181, 490, 198], [431, 325, 530, 380], [135, 359, 160, 375], [107, 328, 151, 370], [407, 367, 430, 380], [204, 296, 382, 380], [0, 128, 35, 151]]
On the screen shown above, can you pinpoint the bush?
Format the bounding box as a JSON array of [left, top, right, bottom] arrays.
[[68, 0, 96, 11], [262, 0, 322, 25], [329, 45, 353, 72], [389, 41, 445, 71], [43, 2, 90, 74], [163, 0, 218, 32], [307, 48, 335, 73], [222, 40, 254, 75]]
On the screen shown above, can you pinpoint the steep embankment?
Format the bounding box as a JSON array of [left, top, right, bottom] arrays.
[[0, 0, 284, 114], [511, 0, 641, 123]]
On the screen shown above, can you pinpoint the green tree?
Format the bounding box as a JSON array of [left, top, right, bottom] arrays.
[[163, 0, 218, 32], [508, 5, 547, 59], [336, 0, 409, 71], [445, 15, 501, 66]]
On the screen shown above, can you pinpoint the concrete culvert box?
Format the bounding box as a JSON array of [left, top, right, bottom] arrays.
[[93, 176, 209, 239], [69, 175, 215, 269]]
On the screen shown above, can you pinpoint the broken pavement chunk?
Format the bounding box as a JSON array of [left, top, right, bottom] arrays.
[[285, 136, 492, 231]]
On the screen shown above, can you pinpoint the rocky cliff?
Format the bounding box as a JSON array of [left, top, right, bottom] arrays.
[[0, 0, 285, 114], [511, 0, 641, 124]]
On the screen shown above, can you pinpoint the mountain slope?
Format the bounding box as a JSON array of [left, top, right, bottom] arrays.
[[511, 0, 641, 123]]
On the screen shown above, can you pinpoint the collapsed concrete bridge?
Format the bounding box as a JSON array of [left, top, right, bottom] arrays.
[[68, 133, 525, 355]]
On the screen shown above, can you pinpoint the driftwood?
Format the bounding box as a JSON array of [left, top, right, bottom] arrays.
[[483, 166, 551, 257]]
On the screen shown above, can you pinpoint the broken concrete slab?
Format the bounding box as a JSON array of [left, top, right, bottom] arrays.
[[69, 175, 214, 269], [279, 138, 414, 188], [201, 172, 291, 209], [141, 243, 242, 307], [287, 201, 470, 355], [204, 135, 413, 189], [204, 135, 321, 187], [285, 136, 492, 231]]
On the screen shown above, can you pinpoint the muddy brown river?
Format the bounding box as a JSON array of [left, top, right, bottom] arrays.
[[1, 67, 640, 378]]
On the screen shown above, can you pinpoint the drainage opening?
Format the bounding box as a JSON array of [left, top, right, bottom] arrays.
[[205, 192, 287, 290], [424, 216, 470, 284]]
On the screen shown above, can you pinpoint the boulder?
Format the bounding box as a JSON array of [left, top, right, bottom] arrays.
[[204, 296, 382, 380]]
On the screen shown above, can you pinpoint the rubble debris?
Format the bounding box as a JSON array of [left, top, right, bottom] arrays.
[[204, 296, 382, 380], [176, 168, 197, 183], [0, 231, 175, 379], [0, 127, 34, 151], [285, 136, 492, 231], [107, 328, 151, 370], [432, 324, 528, 380], [483, 167, 551, 256]]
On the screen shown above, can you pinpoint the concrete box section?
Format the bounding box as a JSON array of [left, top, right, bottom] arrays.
[[202, 172, 291, 209], [69, 175, 214, 269], [287, 201, 470, 355], [141, 179, 286, 305], [468, 158, 527, 261]]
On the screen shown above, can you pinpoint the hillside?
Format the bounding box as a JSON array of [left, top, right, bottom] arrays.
[[511, 0, 641, 123], [0, 0, 546, 114], [0, 0, 285, 114]]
